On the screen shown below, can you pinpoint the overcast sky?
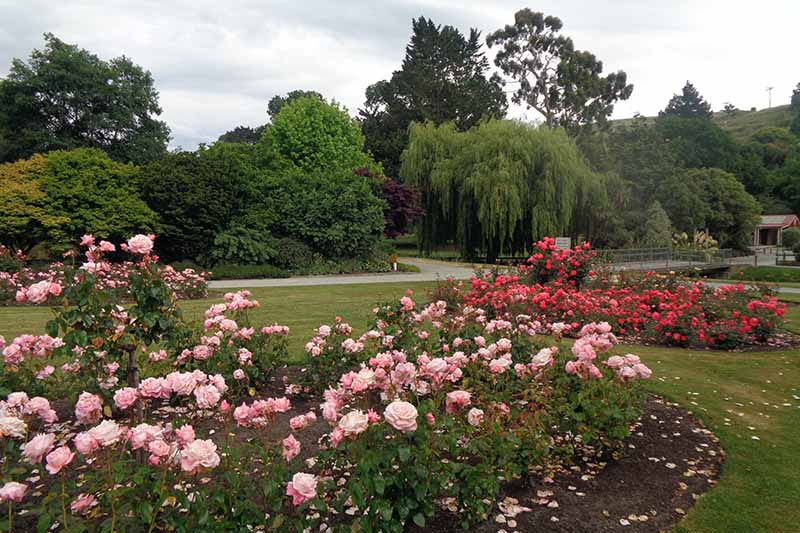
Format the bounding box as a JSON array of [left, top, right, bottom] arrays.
[[1, 0, 798, 150]]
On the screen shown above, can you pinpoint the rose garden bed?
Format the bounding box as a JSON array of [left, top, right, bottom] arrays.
[[1, 234, 776, 532]]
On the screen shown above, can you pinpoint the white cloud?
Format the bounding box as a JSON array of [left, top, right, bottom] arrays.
[[0, 0, 797, 149]]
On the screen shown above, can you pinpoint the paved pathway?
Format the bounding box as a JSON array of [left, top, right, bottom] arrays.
[[208, 258, 475, 289], [703, 281, 800, 294]]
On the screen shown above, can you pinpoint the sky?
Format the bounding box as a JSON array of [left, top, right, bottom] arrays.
[[0, 0, 798, 150]]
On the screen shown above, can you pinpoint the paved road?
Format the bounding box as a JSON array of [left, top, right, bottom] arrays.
[[703, 281, 800, 294], [208, 258, 475, 289]]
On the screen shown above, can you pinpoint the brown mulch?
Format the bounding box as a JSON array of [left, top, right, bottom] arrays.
[[416, 396, 724, 532]]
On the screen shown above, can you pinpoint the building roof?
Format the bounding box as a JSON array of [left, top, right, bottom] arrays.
[[757, 214, 800, 228]]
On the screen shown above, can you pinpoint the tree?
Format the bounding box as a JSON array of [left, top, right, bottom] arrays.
[[0, 149, 156, 251], [0, 33, 170, 164], [655, 115, 738, 170], [217, 125, 267, 144], [267, 90, 323, 119], [137, 144, 259, 262], [401, 119, 598, 262], [354, 168, 423, 238], [790, 82, 800, 136], [0, 154, 67, 251], [681, 168, 761, 249], [264, 96, 374, 174], [723, 102, 738, 116], [360, 17, 506, 177], [659, 81, 713, 119], [486, 9, 632, 132], [640, 201, 673, 246]]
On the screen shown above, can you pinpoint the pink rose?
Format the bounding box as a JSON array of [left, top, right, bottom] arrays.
[[88, 420, 123, 446], [26, 281, 52, 304], [384, 400, 418, 433], [113, 387, 138, 410], [605, 355, 625, 369], [45, 445, 75, 475], [193, 384, 221, 409], [338, 410, 369, 437], [489, 358, 511, 374], [129, 423, 161, 450], [175, 424, 196, 445], [0, 416, 27, 438], [165, 372, 195, 396], [127, 234, 154, 255], [180, 439, 220, 474], [73, 432, 99, 455], [233, 369, 246, 380], [148, 439, 171, 457], [138, 377, 166, 399], [70, 493, 96, 514], [445, 390, 472, 413], [74, 392, 103, 424], [22, 433, 56, 464], [282, 434, 301, 461], [633, 363, 652, 379], [467, 408, 484, 427], [0, 482, 27, 503], [286, 473, 317, 505]]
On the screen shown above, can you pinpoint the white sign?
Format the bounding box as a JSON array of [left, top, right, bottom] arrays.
[[554, 237, 571, 250]]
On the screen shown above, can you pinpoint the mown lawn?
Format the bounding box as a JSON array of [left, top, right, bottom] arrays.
[[0, 281, 798, 532]]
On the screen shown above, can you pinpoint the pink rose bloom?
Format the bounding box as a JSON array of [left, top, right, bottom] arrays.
[[619, 366, 637, 380], [208, 374, 227, 394], [233, 369, 246, 380], [127, 234, 153, 255], [26, 396, 57, 423], [290, 415, 310, 431], [73, 432, 99, 455], [3, 343, 23, 364], [445, 390, 472, 413], [98, 240, 115, 253], [384, 401, 418, 433], [180, 439, 220, 474], [489, 358, 511, 374], [26, 281, 52, 304], [426, 412, 435, 425], [624, 354, 642, 365], [113, 387, 138, 410], [321, 401, 338, 423], [175, 424, 195, 445], [0, 416, 27, 438], [129, 423, 161, 450], [74, 392, 103, 424], [22, 433, 56, 464], [148, 439, 171, 457], [0, 482, 27, 503], [138, 377, 166, 399], [565, 361, 578, 375], [329, 427, 345, 448], [194, 384, 221, 409], [531, 348, 555, 369], [467, 408, 484, 427], [35, 365, 55, 380], [192, 344, 213, 361], [426, 358, 448, 375], [286, 473, 317, 505], [70, 493, 96, 514], [45, 445, 75, 475], [338, 410, 369, 437], [80, 234, 95, 247], [399, 296, 415, 311], [633, 363, 652, 379], [605, 355, 625, 369], [47, 282, 62, 297], [165, 372, 195, 396], [7, 392, 29, 408], [282, 434, 301, 461], [88, 420, 123, 446], [148, 349, 167, 362]]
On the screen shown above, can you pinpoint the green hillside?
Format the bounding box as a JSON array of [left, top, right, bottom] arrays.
[[611, 104, 792, 141]]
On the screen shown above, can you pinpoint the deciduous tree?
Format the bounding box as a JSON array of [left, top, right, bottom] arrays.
[[486, 9, 632, 132], [0, 34, 170, 164]]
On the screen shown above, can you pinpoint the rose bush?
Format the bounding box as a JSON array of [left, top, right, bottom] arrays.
[[0, 235, 659, 532]]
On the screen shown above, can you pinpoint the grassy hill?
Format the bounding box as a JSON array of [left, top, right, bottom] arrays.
[[611, 104, 792, 141]]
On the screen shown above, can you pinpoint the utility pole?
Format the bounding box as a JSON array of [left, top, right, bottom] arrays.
[[766, 86, 774, 108]]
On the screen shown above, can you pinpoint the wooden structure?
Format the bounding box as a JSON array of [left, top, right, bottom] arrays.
[[752, 214, 800, 246]]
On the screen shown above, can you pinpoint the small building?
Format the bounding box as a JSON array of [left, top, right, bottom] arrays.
[[752, 214, 800, 246]]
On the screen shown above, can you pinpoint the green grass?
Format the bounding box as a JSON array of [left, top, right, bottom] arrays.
[[1, 281, 799, 531], [725, 266, 800, 285], [0, 282, 438, 361]]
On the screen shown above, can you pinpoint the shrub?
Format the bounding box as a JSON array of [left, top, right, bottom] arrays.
[[210, 263, 290, 280], [271, 237, 313, 270], [783, 227, 800, 249], [207, 226, 277, 266]]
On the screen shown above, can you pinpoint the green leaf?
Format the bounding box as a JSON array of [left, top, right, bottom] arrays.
[[398, 446, 411, 462], [413, 513, 425, 527]]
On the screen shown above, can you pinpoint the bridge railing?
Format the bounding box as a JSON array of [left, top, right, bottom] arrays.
[[595, 247, 740, 270]]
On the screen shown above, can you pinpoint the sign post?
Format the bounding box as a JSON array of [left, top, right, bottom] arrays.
[[554, 237, 571, 250]]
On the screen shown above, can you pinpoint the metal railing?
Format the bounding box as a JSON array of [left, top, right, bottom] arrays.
[[595, 247, 740, 271]]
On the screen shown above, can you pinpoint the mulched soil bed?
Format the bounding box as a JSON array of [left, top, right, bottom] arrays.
[[415, 395, 724, 532]]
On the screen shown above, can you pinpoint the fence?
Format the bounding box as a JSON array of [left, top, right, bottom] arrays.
[[595, 247, 739, 271], [776, 248, 799, 266]]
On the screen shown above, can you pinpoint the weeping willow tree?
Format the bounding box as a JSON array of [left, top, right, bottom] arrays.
[[401, 119, 600, 261]]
